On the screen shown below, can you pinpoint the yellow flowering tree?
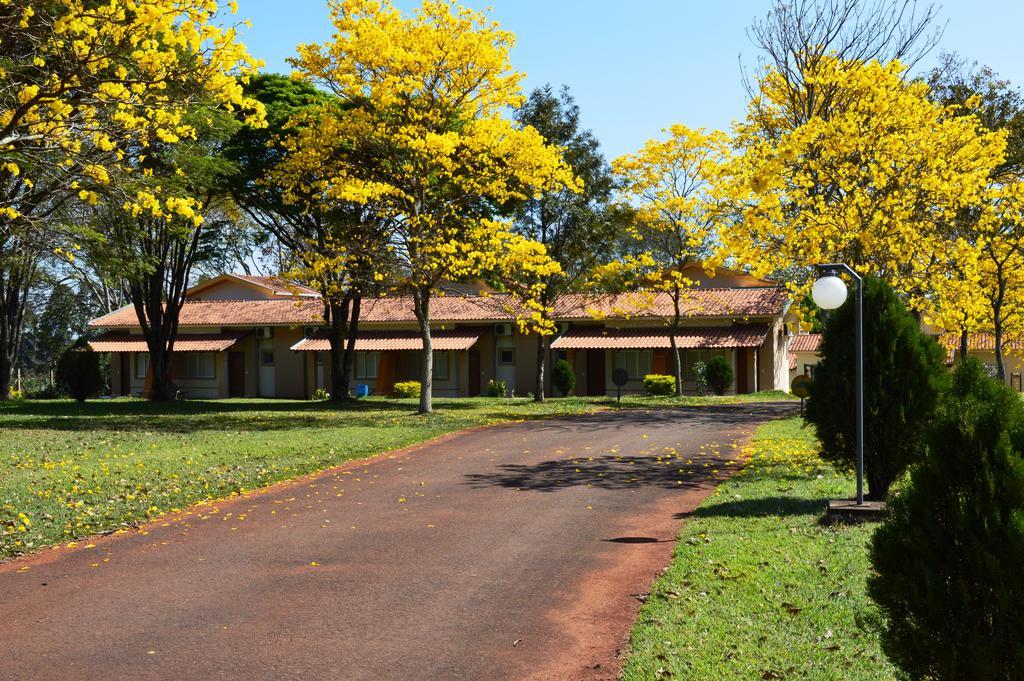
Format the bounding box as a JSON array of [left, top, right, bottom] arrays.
[[0, 0, 263, 400], [722, 57, 1005, 321], [611, 125, 731, 395], [282, 0, 576, 413]]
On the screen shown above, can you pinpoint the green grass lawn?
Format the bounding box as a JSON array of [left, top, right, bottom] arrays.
[[623, 417, 895, 681], [0, 392, 790, 559]]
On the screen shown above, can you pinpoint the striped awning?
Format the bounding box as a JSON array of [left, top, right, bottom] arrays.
[[291, 328, 486, 352], [550, 325, 769, 350], [88, 332, 249, 353]]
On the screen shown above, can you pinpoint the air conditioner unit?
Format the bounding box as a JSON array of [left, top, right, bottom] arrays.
[[256, 327, 273, 340], [303, 326, 319, 339], [494, 323, 513, 337]]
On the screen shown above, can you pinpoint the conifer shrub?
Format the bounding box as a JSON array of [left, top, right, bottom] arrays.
[[869, 358, 1024, 680], [705, 355, 733, 395], [55, 340, 104, 403], [805, 276, 948, 499], [552, 359, 575, 397]]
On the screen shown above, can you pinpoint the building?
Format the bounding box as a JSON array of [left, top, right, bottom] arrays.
[[788, 333, 822, 383], [87, 269, 795, 399]]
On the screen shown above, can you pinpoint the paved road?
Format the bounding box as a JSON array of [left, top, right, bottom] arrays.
[[0, 404, 794, 681]]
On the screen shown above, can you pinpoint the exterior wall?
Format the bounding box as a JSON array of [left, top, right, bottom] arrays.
[[950, 350, 1024, 390], [189, 280, 278, 301], [757, 319, 789, 392], [788, 351, 821, 384], [269, 327, 306, 399]]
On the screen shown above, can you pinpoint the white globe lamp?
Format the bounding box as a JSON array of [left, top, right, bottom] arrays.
[[812, 275, 848, 310]]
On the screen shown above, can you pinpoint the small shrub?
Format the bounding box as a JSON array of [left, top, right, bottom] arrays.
[[56, 340, 104, 403], [486, 379, 508, 397], [705, 356, 733, 395], [643, 374, 675, 396], [7, 388, 24, 401], [692, 360, 709, 396], [869, 358, 1024, 679], [392, 381, 421, 399], [311, 387, 330, 401], [552, 359, 575, 397]]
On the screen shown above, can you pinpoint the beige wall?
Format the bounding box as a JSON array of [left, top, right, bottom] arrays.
[[789, 351, 820, 385], [190, 280, 278, 301]]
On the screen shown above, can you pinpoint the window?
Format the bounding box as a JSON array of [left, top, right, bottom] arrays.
[[261, 350, 275, 366], [684, 349, 726, 379], [498, 348, 515, 366], [179, 353, 216, 380], [135, 353, 148, 379], [356, 351, 379, 379], [555, 350, 569, 362], [614, 350, 653, 379], [433, 351, 450, 381]]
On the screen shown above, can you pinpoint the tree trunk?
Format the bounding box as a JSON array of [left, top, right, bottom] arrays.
[[413, 285, 433, 414], [534, 334, 547, 402], [0, 250, 36, 401], [959, 328, 969, 362], [995, 321, 1006, 383], [148, 342, 175, 401], [342, 295, 361, 395], [328, 297, 352, 401], [670, 292, 683, 396]]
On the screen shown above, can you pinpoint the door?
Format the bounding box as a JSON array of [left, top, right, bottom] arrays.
[[119, 354, 131, 396], [468, 349, 481, 397], [229, 352, 246, 397], [586, 349, 606, 396], [259, 341, 275, 397], [736, 349, 750, 394]]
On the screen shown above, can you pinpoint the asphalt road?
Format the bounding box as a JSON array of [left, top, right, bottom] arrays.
[[0, 404, 794, 681]]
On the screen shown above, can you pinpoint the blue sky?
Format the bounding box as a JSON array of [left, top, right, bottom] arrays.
[[236, 0, 1024, 161]]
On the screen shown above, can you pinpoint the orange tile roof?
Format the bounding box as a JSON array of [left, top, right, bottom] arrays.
[[89, 287, 791, 330], [551, 289, 789, 320], [550, 325, 770, 350], [291, 328, 486, 352], [939, 333, 1024, 365], [88, 332, 250, 353], [89, 299, 324, 328], [789, 334, 822, 353]]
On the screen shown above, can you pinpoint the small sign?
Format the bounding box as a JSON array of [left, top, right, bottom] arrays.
[[611, 368, 629, 388], [791, 374, 812, 399]]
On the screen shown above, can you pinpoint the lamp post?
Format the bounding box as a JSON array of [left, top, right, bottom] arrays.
[[811, 264, 864, 506]]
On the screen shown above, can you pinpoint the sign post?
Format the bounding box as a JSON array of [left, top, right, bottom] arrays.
[[611, 368, 629, 406], [791, 374, 812, 416]]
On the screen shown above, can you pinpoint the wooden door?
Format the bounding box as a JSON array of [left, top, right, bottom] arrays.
[[119, 354, 131, 395], [586, 350, 606, 396], [228, 352, 246, 397], [736, 349, 750, 394], [468, 349, 481, 397]]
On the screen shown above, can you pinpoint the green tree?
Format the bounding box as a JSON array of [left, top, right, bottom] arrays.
[[512, 85, 621, 401], [87, 106, 243, 401], [869, 358, 1024, 680], [223, 74, 388, 401], [805, 276, 948, 499]]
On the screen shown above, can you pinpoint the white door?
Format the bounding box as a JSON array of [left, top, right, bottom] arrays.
[[259, 340, 276, 397], [495, 336, 516, 396]]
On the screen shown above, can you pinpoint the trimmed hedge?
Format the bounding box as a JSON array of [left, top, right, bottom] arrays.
[[392, 381, 421, 399], [643, 374, 675, 396]]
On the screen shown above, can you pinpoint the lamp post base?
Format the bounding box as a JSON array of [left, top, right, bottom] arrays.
[[825, 498, 887, 522]]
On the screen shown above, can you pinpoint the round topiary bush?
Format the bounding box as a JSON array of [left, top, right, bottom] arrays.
[[705, 356, 733, 395], [56, 340, 104, 403], [869, 358, 1024, 680], [643, 374, 675, 396], [552, 359, 575, 397]]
